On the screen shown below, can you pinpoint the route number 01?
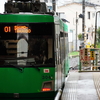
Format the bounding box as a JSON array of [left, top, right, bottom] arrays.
[[4, 26, 11, 32]]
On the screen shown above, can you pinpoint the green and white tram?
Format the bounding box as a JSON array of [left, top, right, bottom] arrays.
[[0, 0, 69, 99]]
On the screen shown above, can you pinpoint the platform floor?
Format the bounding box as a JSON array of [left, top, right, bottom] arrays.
[[61, 70, 100, 100]]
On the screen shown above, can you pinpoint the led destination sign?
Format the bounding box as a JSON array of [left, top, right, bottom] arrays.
[[0, 23, 53, 37], [4, 26, 31, 33]]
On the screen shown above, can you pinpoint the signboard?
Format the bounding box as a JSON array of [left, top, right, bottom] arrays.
[[90, 51, 95, 60], [86, 45, 90, 48], [80, 49, 84, 61], [80, 48, 91, 67], [82, 61, 90, 67], [79, 48, 100, 70]]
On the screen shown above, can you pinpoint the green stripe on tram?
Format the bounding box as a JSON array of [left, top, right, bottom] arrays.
[[0, 14, 54, 23]]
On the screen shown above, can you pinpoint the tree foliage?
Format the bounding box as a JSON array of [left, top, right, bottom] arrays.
[[97, 27, 100, 43], [78, 33, 82, 40]]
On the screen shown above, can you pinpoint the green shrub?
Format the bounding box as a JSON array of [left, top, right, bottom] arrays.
[[78, 33, 82, 40]]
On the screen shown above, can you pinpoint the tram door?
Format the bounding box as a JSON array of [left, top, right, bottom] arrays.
[[55, 24, 62, 90], [60, 32, 65, 84]]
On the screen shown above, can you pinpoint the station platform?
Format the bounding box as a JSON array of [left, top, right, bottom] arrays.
[[61, 70, 100, 100]]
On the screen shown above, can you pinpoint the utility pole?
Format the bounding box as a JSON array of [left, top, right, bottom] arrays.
[[82, 0, 85, 33], [94, 11, 100, 48], [52, 0, 56, 12], [82, 0, 86, 47], [76, 12, 78, 50], [94, 12, 97, 48]]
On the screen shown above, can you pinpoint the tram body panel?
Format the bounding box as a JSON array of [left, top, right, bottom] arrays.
[[0, 13, 69, 99]]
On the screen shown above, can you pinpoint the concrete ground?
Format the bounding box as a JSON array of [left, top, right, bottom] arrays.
[[61, 71, 99, 100]]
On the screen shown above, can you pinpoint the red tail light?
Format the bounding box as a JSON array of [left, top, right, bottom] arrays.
[[41, 81, 53, 92], [42, 88, 51, 91]]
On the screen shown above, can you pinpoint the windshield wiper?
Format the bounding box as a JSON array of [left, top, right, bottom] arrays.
[[0, 63, 40, 72], [1, 64, 24, 73], [28, 63, 54, 71], [28, 64, 40, 71], [0, 62, 53, 72]]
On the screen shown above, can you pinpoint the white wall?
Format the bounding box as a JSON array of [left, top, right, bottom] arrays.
[[57, 3, 100, 51], [57, 3, 97, 34]]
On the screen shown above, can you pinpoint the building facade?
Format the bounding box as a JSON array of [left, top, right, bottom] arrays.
[[57, 2, 100, 51]]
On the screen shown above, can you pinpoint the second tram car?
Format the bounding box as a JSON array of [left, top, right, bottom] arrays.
[[0, 0, 69, 99]]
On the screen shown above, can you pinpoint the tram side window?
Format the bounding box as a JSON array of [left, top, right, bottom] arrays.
[[65, 33, 69, 55], [46, 38, 53, 64], [55, 34, 58, 65], [60, 32, 65, 63]]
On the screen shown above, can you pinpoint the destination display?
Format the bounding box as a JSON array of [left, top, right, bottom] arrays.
[[4, 25, 31, 33], [0, 23, 53, 38]]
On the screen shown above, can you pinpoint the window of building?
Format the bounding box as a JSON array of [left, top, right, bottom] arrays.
[[48, 6, 52, 11], [88, 12, 90, 19], [44, 0, 48, 3]]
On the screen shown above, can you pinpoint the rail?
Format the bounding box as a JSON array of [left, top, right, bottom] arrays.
[[54, 89, 62, 100], [54, 74, 69, 100]]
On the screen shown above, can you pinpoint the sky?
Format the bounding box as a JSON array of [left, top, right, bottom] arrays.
[[0, 0, 100, 13], [57, 0, 100, 6], [0, 0, 7, 13]]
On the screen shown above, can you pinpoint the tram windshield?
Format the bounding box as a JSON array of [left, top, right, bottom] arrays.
[[0, 23, 54, 66]]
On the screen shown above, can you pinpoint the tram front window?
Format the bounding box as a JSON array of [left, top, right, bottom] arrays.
[[0, 23, 54, 66]]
